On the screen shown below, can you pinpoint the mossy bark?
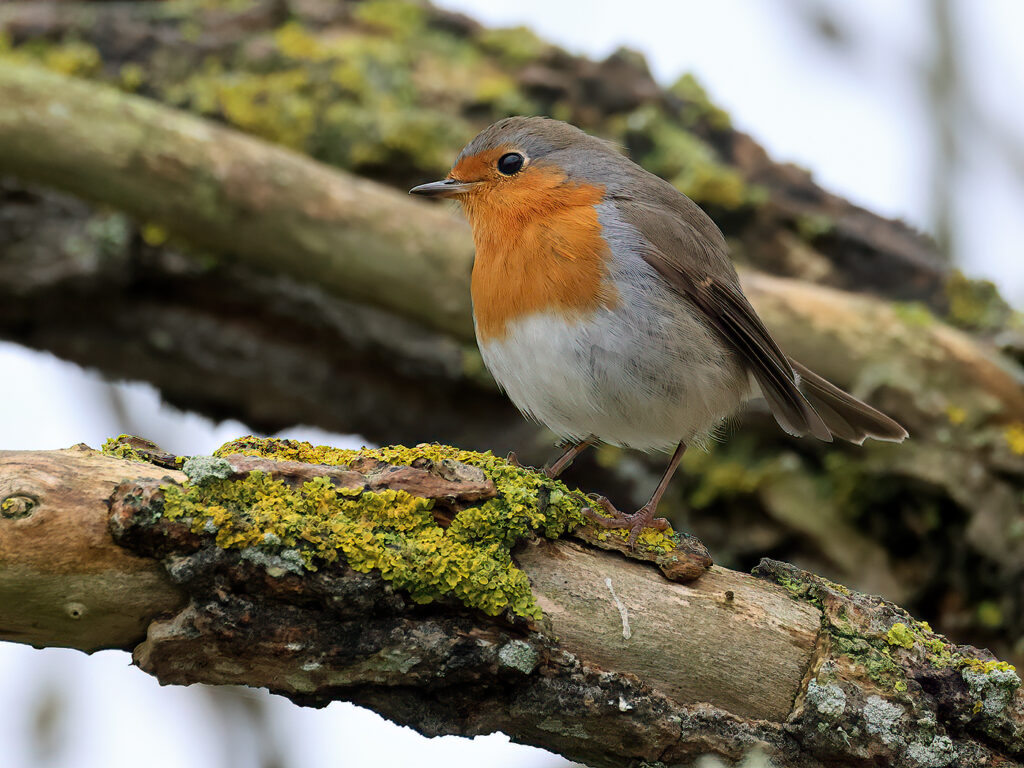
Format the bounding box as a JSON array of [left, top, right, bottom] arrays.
[[0, 441, 1021, 767]]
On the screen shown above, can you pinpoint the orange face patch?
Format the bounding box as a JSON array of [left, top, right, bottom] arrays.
[[453, 156, 618, 342], [450, 146, 512, 183]]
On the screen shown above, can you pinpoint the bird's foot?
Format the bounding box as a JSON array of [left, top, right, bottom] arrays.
[[584, 494, 671, 547]]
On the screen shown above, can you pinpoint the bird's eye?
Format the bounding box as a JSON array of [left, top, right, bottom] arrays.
[[497, 152, 524, 175]]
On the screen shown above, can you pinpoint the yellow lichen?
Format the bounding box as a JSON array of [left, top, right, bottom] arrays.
[[140, 223, 169, 247], [119, 63, 145, 92], [959, 658, 1017, 675], [945, 405, 968, 426], [352, 0, 427, 38], [944, 270, 1012, 331], [274, 21, 331, 62], [1004, 423, 1024, 456], [155, 437, 607, 619], [43, 40, 102, 77], [101, 435, 148, 463], [886, 622, 917, 650]]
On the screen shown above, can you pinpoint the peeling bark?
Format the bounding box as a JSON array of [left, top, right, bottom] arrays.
[[1, 445, 1020, 767]]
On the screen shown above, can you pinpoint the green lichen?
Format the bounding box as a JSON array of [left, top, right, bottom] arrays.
[[3, 8, 769, 220], [619, 105, 750, 209], [155, 436, 608, 619], [944, 270, 1012, 332], [775, 572, 850, 601], [831, 635, 903, 689], [668, 73, 732, 131], [680, 436, 778, 509], [155, 20, 476, 181], [794, 212, 835, 241], [102, 435, 148, 463], [891, 302, 937, 328], [475, 26, 549, 68], [886, 622, 917, 650], [352, 0, 428, 39], [959, 658, 1018, 676], [0, 34, 102, 77], [118, 62, 145, 92], [765, 567, 1015, 692]]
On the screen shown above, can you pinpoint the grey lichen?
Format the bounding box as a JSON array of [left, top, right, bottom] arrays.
[[962, 664, 1022, 718], [497, 639, 539, 675], [805, 679, 847, 720], [239, 546, 305, 577], [182, 455, 233, 484], [906, 735, 954, 768], [863, 695, 906, 748]]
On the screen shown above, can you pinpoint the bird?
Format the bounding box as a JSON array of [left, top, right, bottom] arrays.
[[410, 116, 907, 545]]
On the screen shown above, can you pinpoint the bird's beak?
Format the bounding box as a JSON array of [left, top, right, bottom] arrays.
[[408, 179, 477, 198]]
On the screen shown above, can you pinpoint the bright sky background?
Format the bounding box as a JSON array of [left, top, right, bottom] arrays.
[[2, 2, 1023, 767]]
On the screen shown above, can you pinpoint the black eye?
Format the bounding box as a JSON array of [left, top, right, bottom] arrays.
[[497, 152, 524, 175]]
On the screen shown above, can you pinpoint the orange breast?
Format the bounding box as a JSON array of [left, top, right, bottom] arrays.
[[463, 170, 618, 343]]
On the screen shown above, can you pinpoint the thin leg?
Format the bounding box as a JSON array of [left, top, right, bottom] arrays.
[[543, 437, 594, 479], [586, 441, 687, 546]]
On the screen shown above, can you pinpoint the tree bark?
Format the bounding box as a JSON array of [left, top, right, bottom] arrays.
[[0, 63, 476, 340], [0, 443, 1020, 767]]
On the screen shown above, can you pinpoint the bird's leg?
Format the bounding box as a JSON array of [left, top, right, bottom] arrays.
[[585, 441, 686, 546], [543, 437, 594, 479]]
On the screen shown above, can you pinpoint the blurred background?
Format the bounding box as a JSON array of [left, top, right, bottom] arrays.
[[1, 1, 1022, 766]]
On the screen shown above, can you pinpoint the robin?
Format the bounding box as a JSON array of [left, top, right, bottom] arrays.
[[410, 116, 907, 545]]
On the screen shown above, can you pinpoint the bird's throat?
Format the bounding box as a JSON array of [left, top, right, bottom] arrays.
[[466, 181, 619, 343]]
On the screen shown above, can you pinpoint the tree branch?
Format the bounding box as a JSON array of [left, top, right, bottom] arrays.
[[0, 63, 477, 340], [1, 58, 1023, 666], [1, 442, 1020, 767]]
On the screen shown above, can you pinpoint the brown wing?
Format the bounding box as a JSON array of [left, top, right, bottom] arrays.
[[615, 197, 833, 441]]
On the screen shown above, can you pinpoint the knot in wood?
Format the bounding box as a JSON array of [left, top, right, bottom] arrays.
[[1, 494, 36, 519]]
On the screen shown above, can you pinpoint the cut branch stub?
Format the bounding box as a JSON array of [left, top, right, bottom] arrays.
[[0, 446, 184, 651]]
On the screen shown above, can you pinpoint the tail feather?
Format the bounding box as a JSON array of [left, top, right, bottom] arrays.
[[789, 359, 908, 445]]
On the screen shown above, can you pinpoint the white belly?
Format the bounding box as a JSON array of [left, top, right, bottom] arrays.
[[478, 300, 750, 453]]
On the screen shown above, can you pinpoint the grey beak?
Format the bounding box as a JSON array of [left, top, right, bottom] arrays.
[[408, 179, 476, 198]]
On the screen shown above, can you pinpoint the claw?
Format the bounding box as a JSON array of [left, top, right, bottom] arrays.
[[584, 494, 671, 547]]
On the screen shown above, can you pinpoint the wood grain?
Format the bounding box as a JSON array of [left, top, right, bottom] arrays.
[[517, 540, 820, 720], [0, 446, 184, 651]]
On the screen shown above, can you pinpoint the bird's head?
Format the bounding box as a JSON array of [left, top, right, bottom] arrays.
[[409, 116, 622, 221]]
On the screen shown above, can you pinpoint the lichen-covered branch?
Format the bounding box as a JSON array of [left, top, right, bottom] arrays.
[[0, 62, 477, 339], [1, 439, 1020, 767]]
